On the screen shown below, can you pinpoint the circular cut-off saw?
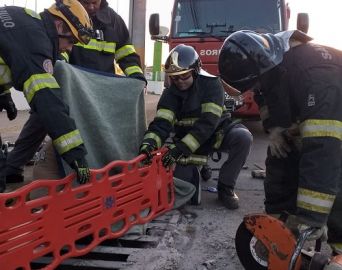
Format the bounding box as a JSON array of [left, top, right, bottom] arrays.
[[235, 214, 342, 270]]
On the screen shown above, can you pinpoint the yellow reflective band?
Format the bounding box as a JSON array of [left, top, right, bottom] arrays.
[[143, 132, 162, 148], [156, 108, 175, 124], [297, 187, 335, 214], [181, 134, 200, 152], [201, 103, 223, 117], [60, 52, 69, 63], [178, 154, 208, 165], [115, 45, 136, 61], [301, 119, 342, 141], [0, 89, 11, 95], [23, 73, 60, 103], [124, 66, 143, 76], [330, 243, 342, 250], [53, 130, 84, 155], [24, 8, 41, 19], [0, 57, 12, 85], [176, 118, 199, 127], [74, 39, 116, 53]]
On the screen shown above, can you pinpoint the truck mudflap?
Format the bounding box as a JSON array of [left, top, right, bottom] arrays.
[[0, 150, 174, 270]]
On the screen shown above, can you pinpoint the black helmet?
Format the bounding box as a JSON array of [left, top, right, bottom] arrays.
[[165, 44, 201, 75], [218, 30, 284, 92]]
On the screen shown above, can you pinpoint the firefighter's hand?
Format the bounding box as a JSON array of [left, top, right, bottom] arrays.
[[162, 145, 184, 168], [130, 73, 147, 86], [139, 143, 155, 164], [285, 215, 328, 241], [69, 158, 90, 184], [0, 93, 17, 121], [268, 127, 291, 158]]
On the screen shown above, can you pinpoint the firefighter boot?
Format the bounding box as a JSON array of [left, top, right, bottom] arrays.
[[218, 182, 239, 209]]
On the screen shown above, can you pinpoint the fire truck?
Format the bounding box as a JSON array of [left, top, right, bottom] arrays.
[[149, 0, 309, 118]]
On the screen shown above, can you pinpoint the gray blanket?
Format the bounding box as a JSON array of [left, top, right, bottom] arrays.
[[53, 61, 146, 171]]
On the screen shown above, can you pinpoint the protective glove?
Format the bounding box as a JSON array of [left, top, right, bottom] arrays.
[[0, 93, 17, 121], [69, 158, 90, 184], [162, 144, 184, 168], [139, 143, 155, 164], [285, 215, 328, 242], [283, 123, 302, 152], [129, 73, 148, 86], [268, 127, 291, 158]]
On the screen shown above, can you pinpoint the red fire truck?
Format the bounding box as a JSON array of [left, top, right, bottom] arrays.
[[149, 0, 309, 118]]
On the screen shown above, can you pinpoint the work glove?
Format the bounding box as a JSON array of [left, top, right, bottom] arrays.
[[139, 143, 155, 164], [268, 127, 291, 158], [69, 158, 90, 185], [283, 123, 302, 151], [162, 144, 184, 168], [285, 215, 328, 242], [130, 73, 148, 86], [0, 93, 17, 121]]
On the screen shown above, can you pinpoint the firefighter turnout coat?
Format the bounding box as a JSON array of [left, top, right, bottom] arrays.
[[263, 42, 342, 229], [69, 0, 145, 80], [141, 73, 230, 158], [0, 7, 86, 163]]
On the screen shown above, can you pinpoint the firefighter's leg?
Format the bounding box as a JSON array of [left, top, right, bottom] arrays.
[[5, 112, 47, 183], [264, 147, 300, 214], [327, 159, 342, 255], [217, 124, 253, 209]]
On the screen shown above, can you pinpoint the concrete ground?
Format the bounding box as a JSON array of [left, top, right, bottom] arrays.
[[0, 94, 329, 269]]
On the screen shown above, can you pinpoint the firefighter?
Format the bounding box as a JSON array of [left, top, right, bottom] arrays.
[[4, 0, 146, 185], [139, 44, 252, 209], [218, 30, 342, 254], [0, 0, 94, 188], [71, 0, 146, 81]]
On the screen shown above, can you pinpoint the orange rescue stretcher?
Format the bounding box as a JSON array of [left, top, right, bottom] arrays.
[[0, 150, 174, 270]]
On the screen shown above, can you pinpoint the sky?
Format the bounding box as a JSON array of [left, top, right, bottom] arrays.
[[1, 0, 341, 66]]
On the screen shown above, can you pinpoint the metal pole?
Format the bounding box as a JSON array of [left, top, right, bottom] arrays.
[[152, 41, 162, 81], [129, 0, 146, 70]]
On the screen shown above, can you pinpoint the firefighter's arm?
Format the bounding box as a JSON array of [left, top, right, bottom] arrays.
[[295, 78, 341, 228], [114, 14, 145, 83], [140, 89, 178, 150], [256, 81, 295, 158]]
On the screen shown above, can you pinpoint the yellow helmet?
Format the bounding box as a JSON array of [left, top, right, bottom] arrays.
[[48, 0, 93, 44]]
